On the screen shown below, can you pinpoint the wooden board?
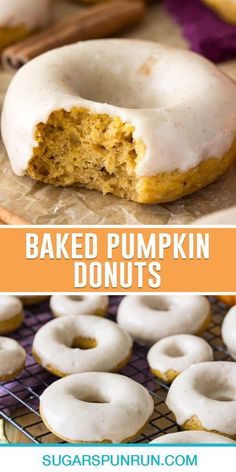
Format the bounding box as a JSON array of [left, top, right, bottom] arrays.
[[1, 0, 236, 224]]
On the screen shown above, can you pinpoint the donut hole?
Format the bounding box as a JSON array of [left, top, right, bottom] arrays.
[[27, 108, 145, 202], [75, 73, 159, 110], [72, 336, 97, 350], [198, 380, 236, 402], [205, 389, 236, 402], [79, 392, 109, 404], [164, 345, 185, 358], [67, 296, 84, 302], [142, 296, 170, 311]]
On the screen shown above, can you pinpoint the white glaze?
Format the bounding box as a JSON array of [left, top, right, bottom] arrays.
[[117, 295, 210, 345], [193, 207, 236, 225], [0, 296, 23, 322], [50, 295, 108, 317], [222, 306, 236, 359], [147, 334, 213, 376], [0, 337, 25, 379], [166, 361, 236, 436], [2, 39, 236, 177], [150, 431, 235, 444], [40, 372, 154, 443], [33, 314, 133, 375], [0, 0, 52, 30]]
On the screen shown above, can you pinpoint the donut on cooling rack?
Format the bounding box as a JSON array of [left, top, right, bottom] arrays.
[[50, 295, 108, 317], [0, 337, 25, 382], [150, 431, 235, 444], [19, 296, 49, 306], [40, 372, 154, 443], [2, 39, 236, 204], [222, 306, 236, 359], [147, 334, 213, 383], [0, 296, 23, 334], [166, 361, 236, 439], [0, 0, 52, 51], [117, 295, 211, 345], [32, 314, 132, 376]]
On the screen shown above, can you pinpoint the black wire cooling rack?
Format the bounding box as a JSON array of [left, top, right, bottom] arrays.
[[0, 296, 231, 444]]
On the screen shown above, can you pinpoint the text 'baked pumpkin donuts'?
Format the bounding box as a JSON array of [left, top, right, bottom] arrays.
[[2, 39, 236, 204]]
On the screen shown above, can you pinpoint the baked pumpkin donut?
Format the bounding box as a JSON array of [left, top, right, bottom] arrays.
[[222, 306, 236, 359], [0, 0, 52, 51], [40, 372, 154, 443], [203, 0, 236, 25], [0, 337, 26, 382], [117, 295, 211, 345], [0, 296, 24, 334], [33, 314, 133, 376], [166, 362, 236, 439], [2, 39, 236, 204], [50, 295, 108, 317], [147, 334, 213, 383], [150, 431, 235, 444]]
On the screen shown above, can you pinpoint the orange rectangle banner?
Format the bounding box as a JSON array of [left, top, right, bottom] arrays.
[[0, 226, 234, 293]]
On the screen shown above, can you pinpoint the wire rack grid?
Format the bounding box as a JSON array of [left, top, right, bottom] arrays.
[[0, 296, 231, 444]]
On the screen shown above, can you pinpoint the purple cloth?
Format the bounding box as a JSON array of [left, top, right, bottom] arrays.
[[165, 0, 236, 62]]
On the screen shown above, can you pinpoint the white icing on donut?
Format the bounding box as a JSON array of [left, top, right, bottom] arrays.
[[33, 314, 133, 375], [150, 431, 235, 444], [0, 0, 52, 29], [166, 361, 236, 436], [40, 372, 154, 443], [193, 207, 236, 225], [147, 334, 213, 375], [50, 295, 108, 317], [2, 39, 236, 177], [0, 337, 25, 379], [117, 295, 210, 345], [0, 296, 23, 322], [222, 306, 236, 360]]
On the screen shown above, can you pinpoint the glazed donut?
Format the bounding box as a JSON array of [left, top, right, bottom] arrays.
[[166, 361, 236, 439], [0, 0, 52, 51], [19, 296, 49, 306], [0, 337, 25, 382], [33, 314, 132, 376], [50, 295, 108, 317], [193, 207, 236, 225], [150, 431, 235, 444], [0, 296, 23, 334], [40, 372, 154, 443], [2, 39, 236, 204], [202, 0, 236, 25], [147, 335, 213, 383], [222, 306, 236, 359], [117, 295, 211, 345]]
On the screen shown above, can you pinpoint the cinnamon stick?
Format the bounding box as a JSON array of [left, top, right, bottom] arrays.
[[0, 205, 30, 225], [2, 0, 146, 70]]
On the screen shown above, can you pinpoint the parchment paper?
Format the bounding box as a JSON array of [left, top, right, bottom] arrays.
[[1, 1, 236, 225]]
